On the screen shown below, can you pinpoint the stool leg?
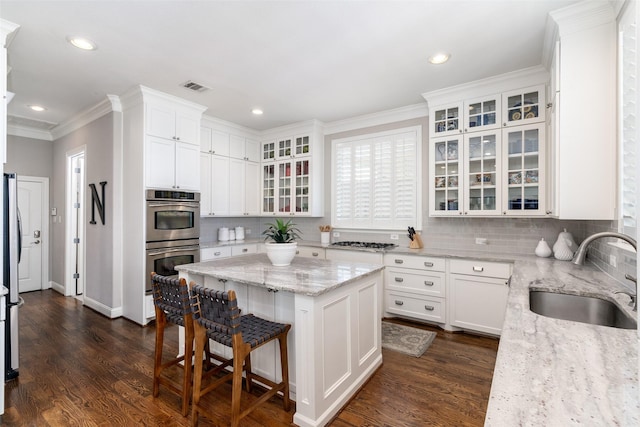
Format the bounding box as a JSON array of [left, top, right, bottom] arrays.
[[191, 323, 206, 427], [153, 308, 166, 398], [182, 319, 194, 417], [278, 332, 291, 411], [231, 344, 249, 427], [244, 354, 252, 392]]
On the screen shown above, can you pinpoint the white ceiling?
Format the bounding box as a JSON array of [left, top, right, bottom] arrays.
[[2, 0, 580, 133]]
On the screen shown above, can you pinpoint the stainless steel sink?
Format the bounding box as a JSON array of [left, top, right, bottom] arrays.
[[529, 290, 637, 330]]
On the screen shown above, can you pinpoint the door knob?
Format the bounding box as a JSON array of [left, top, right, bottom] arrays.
[[34, 240, 40, 244]]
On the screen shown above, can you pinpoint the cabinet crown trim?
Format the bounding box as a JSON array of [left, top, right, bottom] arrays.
[[422, 66, 548, 108], [549, 1, 615, 37]]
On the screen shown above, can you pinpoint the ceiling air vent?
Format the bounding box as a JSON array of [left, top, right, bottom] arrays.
[[181, 80, 210, 93]]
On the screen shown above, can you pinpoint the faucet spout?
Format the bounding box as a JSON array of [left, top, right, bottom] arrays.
[[572, 231, 637, 311], [572, 232, 637, 265]]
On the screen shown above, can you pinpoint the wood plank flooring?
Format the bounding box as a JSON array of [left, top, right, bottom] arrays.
[[2, 290, 498, 426]]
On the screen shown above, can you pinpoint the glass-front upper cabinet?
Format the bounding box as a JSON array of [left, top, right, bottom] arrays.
[[277, 137, 293, 159], [262, 140, 276, 161], [502, 85, 546, 127], [464, 95, 501, 133], [464, 131, 501, 215], [430, 102, 464, 138], [262, 163, 276, 214], [294, 135, 311, 157], [502, 123, 545, 215], [430, 137, 463, 215]]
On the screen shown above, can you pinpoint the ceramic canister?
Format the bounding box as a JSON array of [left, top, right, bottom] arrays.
[[218, 227, 229, 241], [235, 226, 245, 241]]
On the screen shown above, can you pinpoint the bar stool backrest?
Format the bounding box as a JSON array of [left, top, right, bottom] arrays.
[[151, 273, 192, 326], [191, 284, 242, 345]]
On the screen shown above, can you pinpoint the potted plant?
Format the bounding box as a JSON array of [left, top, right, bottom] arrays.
[[262, 218, 301, 266]]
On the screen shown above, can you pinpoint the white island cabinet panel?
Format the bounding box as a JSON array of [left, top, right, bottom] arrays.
[[177, 254, 383, 427]]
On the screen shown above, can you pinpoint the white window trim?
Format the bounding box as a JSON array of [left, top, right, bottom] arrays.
[[330, 125, 422, 231]]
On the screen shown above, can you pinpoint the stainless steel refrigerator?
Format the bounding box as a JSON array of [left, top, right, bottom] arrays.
[[3, 172, 22, 381]]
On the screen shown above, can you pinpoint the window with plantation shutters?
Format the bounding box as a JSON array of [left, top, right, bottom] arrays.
[[332, 126, 421, 230]]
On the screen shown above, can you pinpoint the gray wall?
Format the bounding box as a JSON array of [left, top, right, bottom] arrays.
[[52, 113, 115, 306], [5, 135, 54, 282]]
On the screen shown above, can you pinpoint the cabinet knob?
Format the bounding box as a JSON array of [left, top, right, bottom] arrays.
[[424, 305, 435, 311], [312, 252, 319, 256], [242, 248, 248, 253], [458, 129, 462, 133]]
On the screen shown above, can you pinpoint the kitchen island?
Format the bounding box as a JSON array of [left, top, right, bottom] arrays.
[[176, 253, 385, 427]]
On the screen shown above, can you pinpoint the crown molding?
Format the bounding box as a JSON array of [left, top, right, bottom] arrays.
[[422, 65, 549, 108], [549, 0, 615, 37], [1, 19, 20, 46], [50, 95, 121, 140], [261, 118, 325, 139], [201, 114, 262, 139], [7, 124, 53, 141], [323, 103, 427, 136]]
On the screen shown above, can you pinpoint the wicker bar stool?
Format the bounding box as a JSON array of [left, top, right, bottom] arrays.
[[151, 273, 212, 416], [189, 283, 292, 427]]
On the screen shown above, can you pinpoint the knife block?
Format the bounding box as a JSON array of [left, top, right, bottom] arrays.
[[409, 233, 424, 249]]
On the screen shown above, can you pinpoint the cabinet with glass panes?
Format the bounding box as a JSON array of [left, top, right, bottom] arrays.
[[430, 136, 463, 216], [502, 123, 545, 215], [261, 124, 322, 216], [464, 130, 501, 215], [501, 85, 546, 127]]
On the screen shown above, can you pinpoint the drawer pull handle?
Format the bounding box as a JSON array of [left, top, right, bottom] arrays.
[[424, 281, 434, 286], [394, 300, 404, 306], [424, 262, 434, 267], [395, 277, 404, 283], [312, 252, 319, 256], [473, 266, 484, 272], [214, 251, 221, 256], [296, 250, 300, 254], [394, 259, 404, 264], [242, 248, 248, 253], [425, 305, 435, 311]]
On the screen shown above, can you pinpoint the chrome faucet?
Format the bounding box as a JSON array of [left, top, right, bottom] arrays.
[[572, 231, 637, 311]]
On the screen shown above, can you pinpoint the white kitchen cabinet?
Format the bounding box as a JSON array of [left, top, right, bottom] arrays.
[[200, 152, 230, 216], [383, 253, 446, 324], [261, 121, 324, 217], [230, 134, 260, 162], [146, 101, 201, 145], [231, 243, 257, 256], [201, 127, 230, 157], [545, 1, 616, 219], [229, 157, 259, 216], [200, 246, 232, 261], [296, 246, 325, 259], [425, 68, 548, 218], [146, 135, 200, 190], [448, 259, 511, 336]]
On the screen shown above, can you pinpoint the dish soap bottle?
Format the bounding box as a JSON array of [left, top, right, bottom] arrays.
[[535, 238, 552, 258]]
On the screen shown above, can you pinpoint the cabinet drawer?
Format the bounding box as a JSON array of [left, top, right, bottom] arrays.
[[232, 244, 257, 256], [385, 290, 445, 323], [385, 268, 445, 298], [201, 246, 232, 261], [296, 246, 325, 259], [384, 254, 445, 271], [449, 259, 511, 278]]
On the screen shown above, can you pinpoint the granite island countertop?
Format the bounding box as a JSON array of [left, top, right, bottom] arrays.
[[176, 253, 385, 297]]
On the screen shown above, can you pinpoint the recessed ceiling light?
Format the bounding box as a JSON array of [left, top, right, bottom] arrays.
[[429, 53, 450, 65], [67, 36, 97, 51], [28, 105, 47, 112], [251, 108, 264, 115]]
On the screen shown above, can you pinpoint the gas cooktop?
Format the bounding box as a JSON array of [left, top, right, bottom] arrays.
[[330, 241, 397, 250]]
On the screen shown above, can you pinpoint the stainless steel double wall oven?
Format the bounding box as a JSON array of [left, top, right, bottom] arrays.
[[145, 189, 200, 293]]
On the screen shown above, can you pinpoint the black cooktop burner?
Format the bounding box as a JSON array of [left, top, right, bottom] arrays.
[[331, 241, 397, 249]]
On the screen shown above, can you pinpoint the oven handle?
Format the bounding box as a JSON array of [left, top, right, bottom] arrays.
[[147, 245, 200, 256], [147, 201, 200, 209]]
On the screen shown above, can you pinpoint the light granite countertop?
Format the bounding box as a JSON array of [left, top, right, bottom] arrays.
[[176, 253, 384, 297]]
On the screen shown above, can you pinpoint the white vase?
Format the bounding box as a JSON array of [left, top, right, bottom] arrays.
[[535, 238, 552, 258], [558, 228, 577, 252], [265, 242, 297, 266], [553, 237, 574, 261]]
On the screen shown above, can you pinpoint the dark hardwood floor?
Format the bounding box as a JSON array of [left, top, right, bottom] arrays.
[[2, 290, 498, 426]]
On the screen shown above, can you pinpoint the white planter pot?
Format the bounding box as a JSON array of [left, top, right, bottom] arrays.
[[265, 242, 298, 266]]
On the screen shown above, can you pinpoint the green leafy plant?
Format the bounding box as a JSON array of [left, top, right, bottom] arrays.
[[262, 218, 301, 243]]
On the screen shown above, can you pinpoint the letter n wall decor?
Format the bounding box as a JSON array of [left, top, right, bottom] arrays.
[[89, 181, 107, 225]]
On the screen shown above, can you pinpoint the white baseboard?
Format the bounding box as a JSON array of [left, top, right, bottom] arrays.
[[50, 281, 65, 294], [83, 296, 123, 319]]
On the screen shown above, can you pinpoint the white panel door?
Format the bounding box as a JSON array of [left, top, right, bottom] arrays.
[[17, 180, 43, 293]]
